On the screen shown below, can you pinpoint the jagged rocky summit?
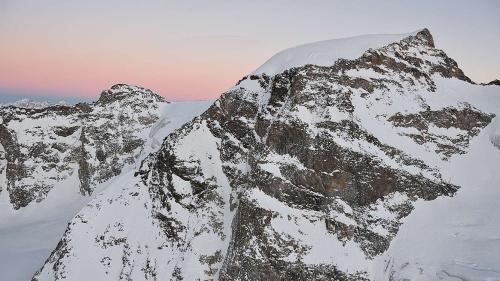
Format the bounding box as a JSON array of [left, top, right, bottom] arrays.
[[3, 29, 500, 281], [0, 84, 168, 209]]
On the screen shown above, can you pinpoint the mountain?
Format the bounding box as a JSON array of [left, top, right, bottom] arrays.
[[486, 79, 500, 86], [2, 28, 499, 281], [0, 86, 212, 281], [0, 99, 54, 109], [0, 84, 172, 208]]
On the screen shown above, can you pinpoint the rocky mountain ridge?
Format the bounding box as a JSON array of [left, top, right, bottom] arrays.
[[486, 79, 500, 86], [0, 99, 55, 109], [0, 84, 167, 209], [28, 29, 500, 281]]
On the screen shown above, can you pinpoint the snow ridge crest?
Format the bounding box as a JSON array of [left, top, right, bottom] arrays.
[[253, 28, 434, 76]]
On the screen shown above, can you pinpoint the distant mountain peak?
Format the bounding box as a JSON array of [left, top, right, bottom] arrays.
[[0, 98, 54, 109], [97, 84, 166, 105], [486, 79, 500, 86]]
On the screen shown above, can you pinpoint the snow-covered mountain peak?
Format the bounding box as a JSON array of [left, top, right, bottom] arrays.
[[0, 84, 173, 210], [253, 28, 432, 76], [97, 83, 166, 105], [0, 92, 212, 280], [0, 98, 70, 109], [0, 98, 51, 109]]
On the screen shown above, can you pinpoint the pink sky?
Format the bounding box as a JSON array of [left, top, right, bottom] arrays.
[[1, 1, 499, 101], [0, 38, 256, 100]]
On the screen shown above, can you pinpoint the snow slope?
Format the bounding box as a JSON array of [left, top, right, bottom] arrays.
[[0, 100, 211, 281], [373, 80, 500, 281]]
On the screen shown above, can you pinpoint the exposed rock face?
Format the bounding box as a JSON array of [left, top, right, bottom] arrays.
[[32, 30, 495, 280], [0, 84, 167, 209], [388, 106, 493, 158]]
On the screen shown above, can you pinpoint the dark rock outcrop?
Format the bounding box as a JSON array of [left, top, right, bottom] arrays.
[[486, 79, 500, 86]]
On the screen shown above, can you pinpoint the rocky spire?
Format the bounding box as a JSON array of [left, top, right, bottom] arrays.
[[414, 28, 435, 48]]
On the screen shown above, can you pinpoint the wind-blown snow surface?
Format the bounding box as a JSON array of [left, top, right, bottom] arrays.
[[0, 101, 211, 281], [253, 31, 417, 76]]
